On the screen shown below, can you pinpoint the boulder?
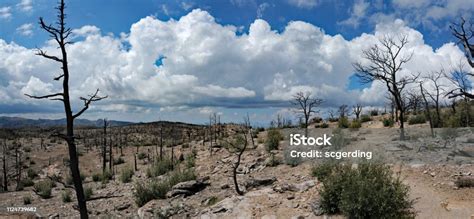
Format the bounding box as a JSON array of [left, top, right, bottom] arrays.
[[167, 179, 210, 198], [244, 176, 277, 190]]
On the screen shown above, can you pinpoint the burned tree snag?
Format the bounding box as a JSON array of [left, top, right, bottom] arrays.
[[25, 1, 106, 217]]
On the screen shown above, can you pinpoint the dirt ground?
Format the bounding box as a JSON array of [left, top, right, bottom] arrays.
[[0, 121, 472, 218]]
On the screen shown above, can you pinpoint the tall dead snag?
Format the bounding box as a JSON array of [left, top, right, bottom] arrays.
[[102, 119, 108, 173], [338, 104, 350, 118], [291, 91, 323, 136], [25, 1, 106, 217], [449, 17, 474, 99], [2, 139, 8, 191], [353, 35, 417, 140], [353, 104, 362, 119]]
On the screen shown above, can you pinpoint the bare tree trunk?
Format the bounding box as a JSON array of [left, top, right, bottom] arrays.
[[420, 83, 435, 137], [102, 119, 107, 173], [160, 127, 163, 161], [2, 140, 7, 191], [109, 135, 113, 171]]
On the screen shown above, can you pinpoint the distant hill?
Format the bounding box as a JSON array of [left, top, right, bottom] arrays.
[[0, 116, 133, 128]]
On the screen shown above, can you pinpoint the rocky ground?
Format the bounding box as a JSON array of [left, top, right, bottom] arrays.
[[0, 121, 473, 218]]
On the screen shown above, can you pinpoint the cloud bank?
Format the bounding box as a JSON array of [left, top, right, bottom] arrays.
[[0, 9, 470, 120]]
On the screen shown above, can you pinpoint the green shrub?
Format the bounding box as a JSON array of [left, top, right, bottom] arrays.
[[120, 166, 134, 183], [408, 114, 426, 125], [266, 153, 281, 167], [383, 118, 394, 127], [311, 160, 338, 181], [370, 110, 379, 116], [331, 128, 348, 150], [318, 162, 416, 218], [113, 157, 125, 165], [146, 158, 174, 178], [315, 123, 329, 128], [27, 169, 37, 179], [23, 195, 32, 205], [137, 152, 147, 160], [349, 120, 361, 129], [360, 115, 371, 123], [134, 169, 196, 207], [61, 190, 72, 203], [185, 154, 196, 168], [84, 187, 93, 200], [22, 178, 35, 187], [101, 169, 113, 183], [328, 117, 339, 122], [265, 129, 283, 152], [337, 117, 349, 128], [92, 173, 101, 182], [34, 180, 53, 199], [284, 147, 303, 167]]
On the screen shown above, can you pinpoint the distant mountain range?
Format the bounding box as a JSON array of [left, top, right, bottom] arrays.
[[0, 116, 134, 128]]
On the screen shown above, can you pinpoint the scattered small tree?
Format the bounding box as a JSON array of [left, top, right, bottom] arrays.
[[352, 104, 362, 119], [291, 91, 323, 136]]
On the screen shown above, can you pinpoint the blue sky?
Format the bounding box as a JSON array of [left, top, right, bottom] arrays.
[[1, 0, 459, 48], [0, 0, 472, 125]]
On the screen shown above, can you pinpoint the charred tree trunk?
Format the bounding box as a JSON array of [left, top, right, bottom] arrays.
[[420, 83, 435, 137], [25, 1, 107, 217], [2, 140, 7, 191]]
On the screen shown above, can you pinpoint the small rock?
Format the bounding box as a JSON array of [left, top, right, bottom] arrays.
[[115, 203, 131, 211], [430, 172, 436, 177], [220, 183, 230, 189], [310, 198, 323, 216], [287, 195, 295, 200]]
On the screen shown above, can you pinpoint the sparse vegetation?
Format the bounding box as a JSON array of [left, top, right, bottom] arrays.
[[62, 190, 72, 203], [360, 114, 371, 123], [34, 179, 53, 199], [265, 129, 283, 152], [146, 158, 175, 178], [337, 117, 349, 128], [383, 118, 395, 127], [317, 162, 416, 218], [120, 166, 134, 183], [408, 114, 426, 125], [84, 187, 93, 200], [133, 169, 196, 207], [23, 195, 32, 205], [349, 119, 361, 129]]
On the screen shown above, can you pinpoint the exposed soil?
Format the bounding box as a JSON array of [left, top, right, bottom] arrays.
[[0, 121, 472, 219]]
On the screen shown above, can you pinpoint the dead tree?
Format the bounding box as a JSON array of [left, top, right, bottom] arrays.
[[407, 92, 422, 115], [291, 91, 323, 136], [24, 1, 106, 217], [449, 17, 474, 99], [420, 82, 435, 137], [102, 119, 108, 173], [353, 35, 417, 140], [226, 123, 249, 195], [446, 62, 472, 126], [2, 139, 8, 191], [338, 104, 350, 118], [353, 104, 362, 119], [244, 113, 255, 148], [108, 134, 113, 171], [423, 69, 446, 127]]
